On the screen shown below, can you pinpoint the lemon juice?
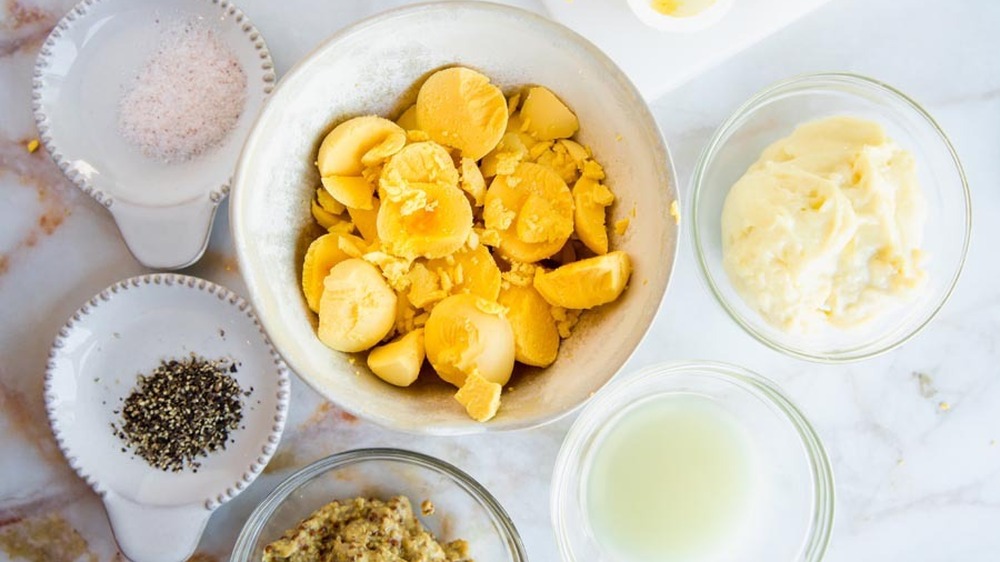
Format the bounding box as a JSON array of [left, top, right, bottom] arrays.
[[585, 393, 758, 561]]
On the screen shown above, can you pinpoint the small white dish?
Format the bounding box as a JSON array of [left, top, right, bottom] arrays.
[[32, 0, 275, 269], [626, 0, 734, 33], [44, 274, 290, 562]]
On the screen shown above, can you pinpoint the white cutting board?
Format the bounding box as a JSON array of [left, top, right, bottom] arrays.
[[238, 0, 834, 102], [540, 0, 836, 100]]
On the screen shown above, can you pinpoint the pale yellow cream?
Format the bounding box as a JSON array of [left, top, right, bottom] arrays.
[[721, 116, 927, 331]]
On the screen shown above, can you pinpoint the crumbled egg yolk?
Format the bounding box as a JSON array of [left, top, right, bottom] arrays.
[[614, 217, 631, 236], [302, 66, 633, 422]]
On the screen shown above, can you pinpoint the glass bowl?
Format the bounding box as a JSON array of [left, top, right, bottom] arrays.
[[552, 362, 834, 562], [231, 448, 526, 562], [691, 73, 971, 362]]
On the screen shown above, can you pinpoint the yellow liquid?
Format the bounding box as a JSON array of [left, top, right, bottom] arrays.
[[651, 0, 717, 17], [585, 394, 757, 562]]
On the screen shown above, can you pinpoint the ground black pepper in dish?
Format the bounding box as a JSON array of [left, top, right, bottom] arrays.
[[112, 356, 248, 472]]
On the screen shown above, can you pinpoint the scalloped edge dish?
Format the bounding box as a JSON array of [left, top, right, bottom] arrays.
[[32, 0, 275, 269], [45, 274, 290, 562]]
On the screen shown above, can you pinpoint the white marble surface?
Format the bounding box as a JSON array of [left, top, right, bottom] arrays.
[[1, 0, 999, 560]]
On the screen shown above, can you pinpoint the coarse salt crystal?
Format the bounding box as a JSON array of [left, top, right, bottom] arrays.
[[118, 20, 247, 163]]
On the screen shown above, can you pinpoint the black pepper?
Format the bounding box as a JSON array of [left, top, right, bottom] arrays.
[[112, 355, 247, 472]]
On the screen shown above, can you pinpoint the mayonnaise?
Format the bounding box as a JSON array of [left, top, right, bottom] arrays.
[[721, 116, 927, 332]]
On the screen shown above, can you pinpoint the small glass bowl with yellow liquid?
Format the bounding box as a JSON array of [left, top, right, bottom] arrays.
[[552, 361, 833, 562]]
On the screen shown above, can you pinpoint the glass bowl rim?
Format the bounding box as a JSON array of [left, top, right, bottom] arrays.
[[690, 71, 972, 363], [551, 360, 835, 562], [230, 447, 527, 562]]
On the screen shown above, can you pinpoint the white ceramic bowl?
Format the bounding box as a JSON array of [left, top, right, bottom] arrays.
[[231, 2, 679, 434], [33, 0, 275, 269]]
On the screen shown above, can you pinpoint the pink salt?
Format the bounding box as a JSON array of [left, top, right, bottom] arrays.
[[118, 20, 247, 163]]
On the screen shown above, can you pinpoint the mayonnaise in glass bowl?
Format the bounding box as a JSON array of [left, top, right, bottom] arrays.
[[692, 73, 971, 362]]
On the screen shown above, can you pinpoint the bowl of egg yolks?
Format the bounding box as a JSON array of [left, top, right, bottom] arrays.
[[230, 2, 679, 433]]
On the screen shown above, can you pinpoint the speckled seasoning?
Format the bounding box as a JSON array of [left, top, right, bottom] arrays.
[[117, 19, 247, 163], [112, 355, 248, 472]]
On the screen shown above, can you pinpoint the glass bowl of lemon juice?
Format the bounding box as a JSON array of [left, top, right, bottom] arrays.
[[551, 361, 834, 562]]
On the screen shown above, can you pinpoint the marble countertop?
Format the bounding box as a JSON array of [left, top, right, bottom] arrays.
[[2, 0, 998, 560]]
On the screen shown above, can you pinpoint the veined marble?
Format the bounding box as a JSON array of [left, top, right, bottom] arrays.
[[1, 0, 998, 560]]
